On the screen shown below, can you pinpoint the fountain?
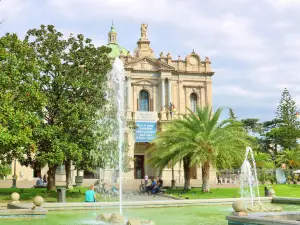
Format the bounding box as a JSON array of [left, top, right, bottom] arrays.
[[240, 147, 260, 207], [229, 146, 283, 223], [110, 57, 126, 215]]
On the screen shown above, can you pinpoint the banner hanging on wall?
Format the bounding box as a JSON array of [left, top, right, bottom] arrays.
[[135, 111, 158, 143], [135, 121, 157, 143]]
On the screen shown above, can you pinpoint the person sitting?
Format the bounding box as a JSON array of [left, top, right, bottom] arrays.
[[111, 184, 118, 193], [36, 177, 43, 186], [146, 179, 156, 194], [43, 175, 47, 184], [85, 185, 96, 202], [158, 177, 163, 188], [152, 178, 163, 194]]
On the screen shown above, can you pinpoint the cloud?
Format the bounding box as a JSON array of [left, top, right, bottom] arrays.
[[264, 0, 300, 11], [1, 0, 300, 121], [0, 0, 27, 16]]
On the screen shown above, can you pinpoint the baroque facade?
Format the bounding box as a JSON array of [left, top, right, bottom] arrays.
[[104, 23, 216, 185]]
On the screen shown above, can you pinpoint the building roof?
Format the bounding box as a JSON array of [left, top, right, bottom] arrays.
[[107, 43, 129, 59], [109, 24, 116, 34], [106, 22, 128, 59]]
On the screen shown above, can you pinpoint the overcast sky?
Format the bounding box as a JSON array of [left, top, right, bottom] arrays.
[[1, 0, 300, 121]]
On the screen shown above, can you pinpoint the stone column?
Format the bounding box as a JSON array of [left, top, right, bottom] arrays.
[[153, 86, 157, 111], [127, 77, 132, 111], [161, 78, 165, 110], [133, 86, 137, 112], [184, 87, 188, 113], [168, 79, 172, 105], [206, 80, 212, 107], [201, 87, 205, 107]]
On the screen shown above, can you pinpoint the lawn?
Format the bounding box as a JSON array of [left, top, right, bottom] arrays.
[[0, 187, 115, 203], [166, 184, 300, 199]]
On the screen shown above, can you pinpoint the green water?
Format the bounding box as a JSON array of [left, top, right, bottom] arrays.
[[3, 204, 300, 225]]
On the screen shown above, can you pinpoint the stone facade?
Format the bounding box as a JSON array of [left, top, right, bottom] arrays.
[[109, 23, 216, 184]]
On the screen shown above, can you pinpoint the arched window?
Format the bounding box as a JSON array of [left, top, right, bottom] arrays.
[[139, 90, 149, 111], [190, 93, 197, 112]]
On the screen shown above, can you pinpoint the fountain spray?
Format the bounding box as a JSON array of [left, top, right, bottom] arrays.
[[110, 57, 125, 215]]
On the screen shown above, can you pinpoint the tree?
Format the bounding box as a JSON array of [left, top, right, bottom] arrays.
[[241, 118, 261, 134], [149, 106, 252, 191], [229, 108, 237, 121], [0, 164, 11, 179], [275, 88, 300, 149], [276, 149, 300, 169], [0, 33, 44, 179], [24, 25, 113, 190]]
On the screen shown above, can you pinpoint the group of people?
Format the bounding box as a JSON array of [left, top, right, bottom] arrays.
[[144, 174, 163, 194], [36, 174, 47, 187]]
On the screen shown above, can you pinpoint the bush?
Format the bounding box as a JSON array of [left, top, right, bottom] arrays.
[[0, 164, 11, 178], [269, 176, 276, 184]]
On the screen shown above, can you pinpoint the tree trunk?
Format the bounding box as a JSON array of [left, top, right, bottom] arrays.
[[202, 161, 210, 192], [183, 156, 191, 190], [171, 164, 175, 189], [65, 160, 73, 189], [47, 165, 57, 191]]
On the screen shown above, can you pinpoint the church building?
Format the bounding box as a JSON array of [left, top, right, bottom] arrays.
[[104, 23, 216, 185]]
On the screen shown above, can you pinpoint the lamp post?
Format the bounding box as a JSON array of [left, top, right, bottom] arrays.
[[11, 158, 17, 188]]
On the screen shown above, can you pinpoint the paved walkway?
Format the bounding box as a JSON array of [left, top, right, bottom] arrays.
[[0, 179, 239, 189]]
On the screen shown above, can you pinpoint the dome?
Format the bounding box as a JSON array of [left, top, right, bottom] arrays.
[[107, 43, 129, 59]]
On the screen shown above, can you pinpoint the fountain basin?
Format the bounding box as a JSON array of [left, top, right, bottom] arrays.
[[0, 208, 47, 219], [3, 204, 299, 225], [227, 211, 300, 225]]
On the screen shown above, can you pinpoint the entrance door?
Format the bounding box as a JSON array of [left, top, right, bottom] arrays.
[[134, 155, 144, 179]]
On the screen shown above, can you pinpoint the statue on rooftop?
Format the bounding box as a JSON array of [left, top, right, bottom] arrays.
[[141, 23, 148, 38]]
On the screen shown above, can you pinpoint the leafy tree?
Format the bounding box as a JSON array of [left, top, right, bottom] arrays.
[[0, 33, 44, 180], [241, 118, 261, 134], [149, 106, 252, 191], [258, 119, 281, 154], [229, 108, 237, 121], [275, 88, 300, 149], [0, 164, 11, 179], [24, 25, 113, 190], [255, 151, 273, 184]]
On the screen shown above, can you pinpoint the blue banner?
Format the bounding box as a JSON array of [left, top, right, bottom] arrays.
[[135, 122, 157, 143]]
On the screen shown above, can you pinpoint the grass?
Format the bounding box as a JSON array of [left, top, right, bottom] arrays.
[[166, 184, 300, 199], [0, 187, 115, 203]]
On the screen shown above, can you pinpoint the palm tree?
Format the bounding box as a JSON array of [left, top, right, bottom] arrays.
[[149, 106, 252, 191], [254, 151, 273, 169], [276, 149, 300, 169]]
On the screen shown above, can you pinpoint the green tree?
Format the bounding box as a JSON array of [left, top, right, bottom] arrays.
[[149, 106, 251, 191], [241, 118, 261, 134], [0, 33, 44, 179], [276, 149, 300, 169], [0, 164, 11, 179], [254, 151, 274, 184], [275, 88, 300, 149], [229, 108, 237, 121], [259, 119, 281, 154], [24, 25, 113, 190]]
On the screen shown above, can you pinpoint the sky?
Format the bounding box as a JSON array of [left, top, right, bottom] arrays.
[[1, 0, 300, 121]]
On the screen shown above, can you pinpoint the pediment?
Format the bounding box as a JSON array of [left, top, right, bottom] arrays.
[[124, 57, 174, 71], [132, 78, 158, 86]]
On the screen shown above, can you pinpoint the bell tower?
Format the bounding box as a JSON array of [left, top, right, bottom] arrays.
[[108, 21, 117, 43]]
